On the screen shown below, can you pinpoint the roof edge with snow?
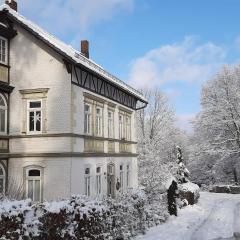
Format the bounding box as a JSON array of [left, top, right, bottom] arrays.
[[0, 4, 148, 104]]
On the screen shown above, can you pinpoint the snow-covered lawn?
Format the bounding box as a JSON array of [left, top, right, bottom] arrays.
[[137, 192, 240, 240]]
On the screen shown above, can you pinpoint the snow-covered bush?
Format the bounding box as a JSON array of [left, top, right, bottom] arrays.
[[0, 189, 169, 240], [178, 182, 200, 205]]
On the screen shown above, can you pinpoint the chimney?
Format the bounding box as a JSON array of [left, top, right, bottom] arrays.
[[81, 40, 89, 58], [5, 0, 18, 11]]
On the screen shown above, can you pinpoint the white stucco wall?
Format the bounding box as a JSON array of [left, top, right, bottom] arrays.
[[8, 156, 138, 201], [9, 24, 72, 135]]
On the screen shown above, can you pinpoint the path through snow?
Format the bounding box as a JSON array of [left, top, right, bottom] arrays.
[[136, 192, 240, 240]]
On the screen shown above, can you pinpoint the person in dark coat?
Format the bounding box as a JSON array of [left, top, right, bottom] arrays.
[[167, 180, 178, 216]]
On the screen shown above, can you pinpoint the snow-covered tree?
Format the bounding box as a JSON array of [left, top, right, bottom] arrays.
[[136, 89, 182, 195], [176, 146, 190, 183], [189, 65, 240, 184]]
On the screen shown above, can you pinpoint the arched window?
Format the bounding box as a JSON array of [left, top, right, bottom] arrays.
[[0, 164, 6, 195], [26, 167, 42, 202], [0, 94, 7, 134]]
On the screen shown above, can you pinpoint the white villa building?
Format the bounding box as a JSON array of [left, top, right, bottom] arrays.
[[0, 1, 147, 201]]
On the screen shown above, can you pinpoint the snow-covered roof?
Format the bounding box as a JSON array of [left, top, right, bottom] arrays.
[[0, 4, 148, 104]]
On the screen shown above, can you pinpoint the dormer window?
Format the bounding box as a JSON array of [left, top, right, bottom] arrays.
[[0, 37, 7, 65]]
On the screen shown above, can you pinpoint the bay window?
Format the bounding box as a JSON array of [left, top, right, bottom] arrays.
[[0, 37, 7, 65], [27, 100, 42, 133]]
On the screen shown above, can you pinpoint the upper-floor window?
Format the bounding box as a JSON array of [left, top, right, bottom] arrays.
[[0, 37, 7, 65], [119, 112, 131, 140], [26, 167, 42, 202], [84, 104, 92, 135], [119, 114, 124, 139], [108, 111, 114, 138], [95, 106, 103, 136], [125, 116, 131, 141], [0, 94, 7, 134], [27, 100, 42, 134]]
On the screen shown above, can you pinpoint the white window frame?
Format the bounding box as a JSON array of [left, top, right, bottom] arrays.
[[0, 94, 7, 134], [84, 103, 92, 135], [84, 167, 91, 196], [95, 106, 103, 136], [96, 166, 102, 196], [0, 164, 6, 195], [125, 115, 131, 141], [119, 164, 124, 193], [27, 99, 42, 134], [0, 36, 8, 65], [26, 167, 42, 202], [108, 111, 114, 138], [119, 114, 124, 140]]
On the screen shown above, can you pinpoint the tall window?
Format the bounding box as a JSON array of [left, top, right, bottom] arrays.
[[84, 104, 92, 135], [85, 167, 91, 196], [108, 111, 114, 138], [119, 165, 124, 193], [126, 165, 130, 188], [0, 164, 5, 195], [119, 114, 124, 139], [0, 95, 7, 134], [26, 168, 42, 202], [125, 116, 131, 141], [95, 107, 103, 136], [27, 100, 42, 133], [96, 167, 102, 196], [0, 37, 7, 64]]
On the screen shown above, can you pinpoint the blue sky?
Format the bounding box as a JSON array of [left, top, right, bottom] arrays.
[[3, 0, 240, 131]]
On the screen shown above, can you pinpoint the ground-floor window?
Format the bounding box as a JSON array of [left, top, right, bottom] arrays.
[[26, 168, 42, 202], [96, 167, 102, 196], [85, 167, 91, 196], [120, 164, 124, 192], [126, 164, 130, 188], [0, 164, 5, 195]]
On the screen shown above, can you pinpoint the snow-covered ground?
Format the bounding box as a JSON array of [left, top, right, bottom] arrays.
[[137, 192, 240, 240]]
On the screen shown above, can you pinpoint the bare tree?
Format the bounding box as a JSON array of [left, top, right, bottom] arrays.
[[136, 89, 182, 195]]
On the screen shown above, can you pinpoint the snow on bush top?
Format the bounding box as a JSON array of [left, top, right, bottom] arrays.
[[0, 199, 31, 219], [179, 182, 199, 193]]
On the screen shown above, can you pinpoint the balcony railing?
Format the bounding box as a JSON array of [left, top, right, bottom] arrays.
[[84, 139, 104, 153], [0, 65, 8, 83], [119, 143, 132, 153]]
